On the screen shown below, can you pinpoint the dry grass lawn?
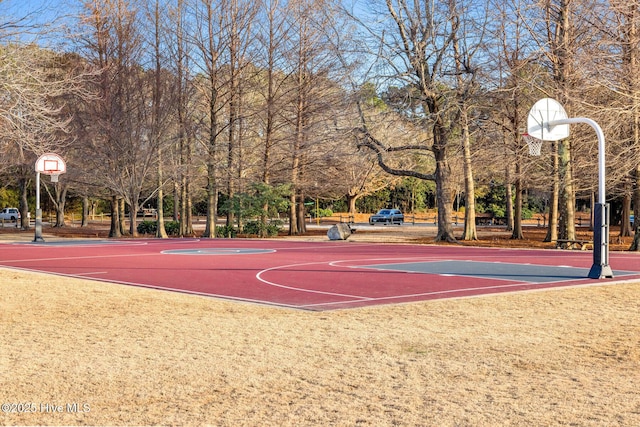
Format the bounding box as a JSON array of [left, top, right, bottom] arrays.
[[1, 225, 640, 426]]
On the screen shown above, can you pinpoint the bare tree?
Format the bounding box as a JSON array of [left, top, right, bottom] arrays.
[[191, 0, 232, 238], [522, 0, 591, 241], [221, 0, 259, 229], [450, 0, 487, 240], [487, 0, 551, 240], [162, 0, 200, 237], [547, 0, 576, 242], [0, 41, 93, 229], [145, 0, 186, 238], [352, 0, 491, 242], [342, 154, 402, 214], [281, 0, 343, 235], [618, 3, 640, 249], [589, 1, 640, 248], [251, 0, 295, 235], [338, 86, 409, 212], [75, 0, 163, 237]]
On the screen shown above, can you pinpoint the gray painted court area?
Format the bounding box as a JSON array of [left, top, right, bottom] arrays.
[[360, 260, 636, 283]]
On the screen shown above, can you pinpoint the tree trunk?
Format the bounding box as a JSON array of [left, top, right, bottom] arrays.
[[19, 177, 29, 230], [511, 170, 524, 240], [630, 166, 640, 250], [347, 194, 358, 214], [156, 150, 168, 238], [545, 142, 560, 242], [452, 18, 476, 241], [203, 167, 218, 238], [109, 195, 121, 238], [460, 114, 477, 241], [226, 87, 236, 229], [119, 198, 127, 236], [296, 193, 306, 234], [128, 203, 139, 237], [433, 131, 456, 243], [81, 196, 90, 227], [180, 167, 188, 237], [620, 193, 632, 237], [289, 192, 298, 235], [505, 173, 514, 232], [626, 5, 640, 250], [185, 186, 193, 236], [554, 0, 575, 242], [558, 138, 575, 241], [173, 181, 180, 222], [289, 96, 303, 236], [202, 70, 219, 238], [54, 185, 67, 228], [179, 123, 188, 238]]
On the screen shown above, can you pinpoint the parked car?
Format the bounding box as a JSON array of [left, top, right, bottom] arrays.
[[369, 209, 404, 225], [0, 207, 20, 221]]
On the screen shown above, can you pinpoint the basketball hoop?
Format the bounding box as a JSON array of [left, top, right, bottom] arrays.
[[35, 153, 66, 182], [526, 97, 613, 278], [522, 133, 543, 156], [34, 153, 67, 243]]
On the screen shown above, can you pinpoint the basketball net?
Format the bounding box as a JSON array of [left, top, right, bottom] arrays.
[[43, 168, 62, 183], [522, 133, 543, 156]]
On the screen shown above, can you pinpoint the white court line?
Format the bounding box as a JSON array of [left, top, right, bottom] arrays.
[[299, 278, 640, 310], [299, 281, 539, 309], [329, 255, 444, 268], [73, 271, 109, 276], [0, 252, 164, 264], [18, 240, 150, 248], [0, 265, 305, 311], [347, 259, 596, 284], [257, 256, 640, 310], [256, 261, 374, 300], [256, 256, 456, 299], [328, 256, 450, 267]]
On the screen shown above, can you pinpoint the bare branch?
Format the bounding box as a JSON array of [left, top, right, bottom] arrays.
[[354, 126, 435, 180]]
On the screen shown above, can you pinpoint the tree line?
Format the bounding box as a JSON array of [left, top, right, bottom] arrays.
[[0, 0, 639, 249]]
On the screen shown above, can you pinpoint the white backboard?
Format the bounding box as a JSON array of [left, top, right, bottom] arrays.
[[35, 153, 66, 175], [527, 98, 570, 141]]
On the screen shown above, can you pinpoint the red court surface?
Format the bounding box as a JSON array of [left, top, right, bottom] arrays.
[[1, 239, 639, 311]]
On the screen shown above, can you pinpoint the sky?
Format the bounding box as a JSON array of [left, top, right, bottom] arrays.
[[2, 0, 69, 25], [1, 0, 78, 46], [2, 0, 373, 30], [1, 0, 375, 47]]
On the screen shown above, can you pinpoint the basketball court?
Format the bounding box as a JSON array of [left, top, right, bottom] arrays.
[[1, 98, 629, 311], [1, 238, 638, 311]]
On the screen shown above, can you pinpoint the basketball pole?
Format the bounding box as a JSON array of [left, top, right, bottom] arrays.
[[547, 117, 613, 279], [34, 171, 44, 242]]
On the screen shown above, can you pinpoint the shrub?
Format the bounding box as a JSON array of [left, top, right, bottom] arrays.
[[311, 207, 333, 218], [242, 220, 282, 237], [137, 220, 156, 235], [165, 221, 180, 236], [137, 220, 181, 236], [216, 225, 237, 238]]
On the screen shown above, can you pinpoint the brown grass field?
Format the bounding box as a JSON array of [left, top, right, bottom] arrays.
[[1, 222, 639, 426]]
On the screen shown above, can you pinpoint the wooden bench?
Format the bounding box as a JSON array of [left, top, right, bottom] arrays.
[[556, 239, 594, 250]]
